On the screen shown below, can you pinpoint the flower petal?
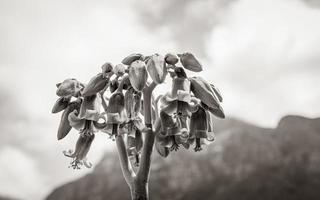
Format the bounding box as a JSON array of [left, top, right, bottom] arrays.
[[146, 54, 167, 84]]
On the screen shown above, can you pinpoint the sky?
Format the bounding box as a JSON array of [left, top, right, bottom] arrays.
[[0, 0, 319, 199]]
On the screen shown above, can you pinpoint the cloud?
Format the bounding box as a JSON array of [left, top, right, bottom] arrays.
[[205, 0, 320, 126], [0, 147, 46, 199], [134, 0, 236, 56]]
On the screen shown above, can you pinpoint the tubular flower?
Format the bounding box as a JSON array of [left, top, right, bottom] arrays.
[[189, 105, 215, 152], [124, 87, 145, 165], [63, 134, 95, 169], [159, 68, 198, 151], [68, 94, 104, 137], [56, 78, 84, 97], [101, 75, 128, 138], [63, 94, 104, 169]]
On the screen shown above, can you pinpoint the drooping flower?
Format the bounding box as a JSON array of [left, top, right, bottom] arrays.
[[63, 94, 105, 169], [63, 134, 95, 169], [159, 67, 198, 150], [123, 87, 145, 165], [188, 105, 215, 152], [68, 94, 103, 136], [101, 75, 128, 138]]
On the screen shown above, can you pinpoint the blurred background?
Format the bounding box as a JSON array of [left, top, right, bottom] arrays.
[[0, 0, 320, 199]]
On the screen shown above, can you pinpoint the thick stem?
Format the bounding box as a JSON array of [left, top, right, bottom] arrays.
[[130, 180, 149, 200], [138, 82, 157, 182]]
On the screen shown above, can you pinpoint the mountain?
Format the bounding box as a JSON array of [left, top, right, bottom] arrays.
[[46, 115, 320, 200]]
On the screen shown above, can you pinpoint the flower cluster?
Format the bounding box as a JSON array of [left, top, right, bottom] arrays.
[[52, 52, 224, 169]]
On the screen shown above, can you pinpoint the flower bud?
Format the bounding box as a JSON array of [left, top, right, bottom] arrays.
[[146, 54, 167, 84], [52, 97, 70, 113], [113, 64, 126, 76], [63, 134, 95, 169], [129, 60, 148, 91], [178, 52, 202, 72], [164, 53, 178, 65], [82, 73, 109, 96], [189, 76, 220, 109], [56, 78, 83, 97], [122, 53, 144, 65], [57, 99, 81, 140], [101, 62, 114, 78]]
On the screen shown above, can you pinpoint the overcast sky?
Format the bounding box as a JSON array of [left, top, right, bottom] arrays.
[[0, 0, 320, 199]]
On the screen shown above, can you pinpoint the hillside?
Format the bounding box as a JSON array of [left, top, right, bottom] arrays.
[[46, 115, 320, 200]]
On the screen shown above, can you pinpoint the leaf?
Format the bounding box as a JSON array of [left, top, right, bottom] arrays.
[[129, 60, 148, 91], [146, 54, 167, 84], [52, 97, 70, 113], [207, 105, 225, 119], [57, 100, 81, 140], [82, 73, 109, 96], [189, 76, 220, 109], [122, 53, 144, 65], [178, 52, 202, 72], [210, 83, 223, 102]]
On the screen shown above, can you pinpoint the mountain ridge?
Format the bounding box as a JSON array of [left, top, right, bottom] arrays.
[[46, 115, 320, 200]]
